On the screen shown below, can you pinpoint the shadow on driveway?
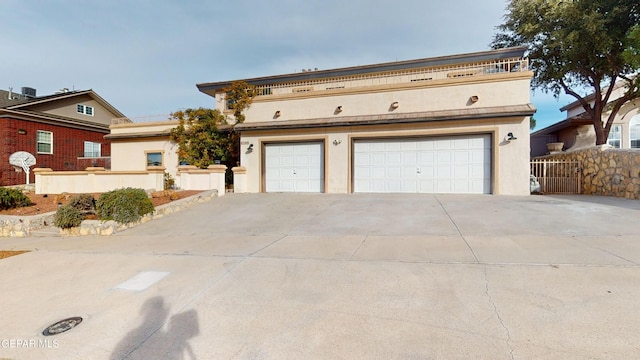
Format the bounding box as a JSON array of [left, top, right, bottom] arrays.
[[111, 296, 200, 360]]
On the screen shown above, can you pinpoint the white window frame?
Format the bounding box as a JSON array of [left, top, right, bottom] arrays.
[[145, 151, 164, 168], [77, 104, 94, 116], [630, 115, 640, 149], [36, 130, 53, 154], [83, 141, 101, 157], [607, 125, 622, 149]]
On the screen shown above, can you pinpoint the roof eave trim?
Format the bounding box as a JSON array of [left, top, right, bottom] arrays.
[[234, 104, 536, 131], [197, 46, 528, 92]]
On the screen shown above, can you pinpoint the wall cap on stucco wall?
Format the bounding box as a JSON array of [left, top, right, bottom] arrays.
[[33, 168, 53, 173], [177, 165, 227, 174], [206, 164, 227, 173], [232, 166, 247, 174], [146, 166, 166, 173]]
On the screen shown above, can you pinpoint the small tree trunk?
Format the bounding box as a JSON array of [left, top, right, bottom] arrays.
[[594, 124, 608, 145]]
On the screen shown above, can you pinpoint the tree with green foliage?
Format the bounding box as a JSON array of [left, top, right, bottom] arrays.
[[530, 116, 536, 130], [169, 108, 230, 169], [169, 82, 255, 179], [223, 80, 256, 124], [492, 0, 640, 145]]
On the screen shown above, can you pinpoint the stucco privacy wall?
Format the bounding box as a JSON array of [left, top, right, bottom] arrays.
[[34, 166, 227, 194], [34, 167, 165, 194], [536, 146, 640, 199]]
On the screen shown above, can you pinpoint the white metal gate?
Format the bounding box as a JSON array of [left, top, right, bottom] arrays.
[[530, 159, 582, 194]]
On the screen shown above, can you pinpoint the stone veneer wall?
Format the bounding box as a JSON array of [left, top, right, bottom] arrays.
[[0, 189, 217, 237], [0, 212, 55, 237], [535, 146, 640, 199]]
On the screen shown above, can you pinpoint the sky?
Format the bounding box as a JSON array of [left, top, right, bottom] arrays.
[[1, 0, 575, 130]]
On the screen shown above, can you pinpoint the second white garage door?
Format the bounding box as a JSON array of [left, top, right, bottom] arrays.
[[265, 142, 324, 192], [353, 135, 491, 194]]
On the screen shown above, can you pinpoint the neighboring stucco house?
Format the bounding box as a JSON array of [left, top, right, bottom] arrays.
[[105, 119, 180, 178], [196, 47, 535, 195], [0, 87, 125, 186], [531, 81, 640, 157]]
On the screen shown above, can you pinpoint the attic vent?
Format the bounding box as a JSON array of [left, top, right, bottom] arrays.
[[21, 87, 37, 98]]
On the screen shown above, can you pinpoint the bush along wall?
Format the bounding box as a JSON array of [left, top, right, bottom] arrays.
[[0, 188, 32, 210], [96, 188, 155, 225], [55, 188, 155, 231], [535, 146, 640, 199]]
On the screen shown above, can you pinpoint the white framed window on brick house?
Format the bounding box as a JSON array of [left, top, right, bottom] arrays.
[[77, 104, 94, 116], [607, 125, 622, 148], [84, 141, 101, 157], [37, 130, 53, 154]]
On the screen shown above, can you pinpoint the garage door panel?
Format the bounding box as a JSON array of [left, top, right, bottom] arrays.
[[435, 140, 452, 150], [453, 166, 470, 178], [265, 143, 324, 193], [452, 150, 470, 163], [417, 152, 434, 163], [354, 134, 491, 194], [435, 181, 452, 193], [418, 141, 434, 150], [371, 153, 386, 164], [436, 151, 451, 163]]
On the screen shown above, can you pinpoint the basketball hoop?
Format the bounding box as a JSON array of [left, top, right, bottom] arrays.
[[9, 151, 36, 184]]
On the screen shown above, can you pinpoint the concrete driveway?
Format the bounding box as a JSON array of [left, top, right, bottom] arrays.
[[1, 193, 640, 359]]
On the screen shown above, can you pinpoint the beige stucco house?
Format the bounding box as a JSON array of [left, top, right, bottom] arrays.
[[531, 80, 640, 157], [197, 47, 535, 195], [106, 119, 180, 178]]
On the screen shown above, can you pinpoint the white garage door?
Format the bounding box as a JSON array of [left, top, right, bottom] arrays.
[[265, 142, 324, 192], [354, 135, 491, 194]]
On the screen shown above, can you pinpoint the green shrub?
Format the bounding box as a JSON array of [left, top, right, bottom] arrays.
[[53, 205, 84, 229], [96, 188, 154, 224], [67, 194, 96, 213], [0, 188, 32, 210]]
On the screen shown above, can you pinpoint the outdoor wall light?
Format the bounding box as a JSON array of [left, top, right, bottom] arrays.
[[470, 95, 479, 103], [332, 139, 342, 146], [274, 110, 281, 117], [390, 101, 399, 109], [505, 132, 517, 141], [247, 144, 254, 153], [335, 106, 343, 113]]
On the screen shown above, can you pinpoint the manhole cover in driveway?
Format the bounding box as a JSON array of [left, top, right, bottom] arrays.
[[42, 317, 83, 336]]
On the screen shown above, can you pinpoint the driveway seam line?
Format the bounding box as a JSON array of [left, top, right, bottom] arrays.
[[571, 237, 639, 265], [248, 234, 289, 257], [434, 195, 480, 263], [349, 235, 368, 260]]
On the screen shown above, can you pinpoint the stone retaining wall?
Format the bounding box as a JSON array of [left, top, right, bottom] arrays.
[[0, 189, 217, 237], [0, 212, 55, 237], [60, 189, 218, 236], [535, 146, 640, 199]]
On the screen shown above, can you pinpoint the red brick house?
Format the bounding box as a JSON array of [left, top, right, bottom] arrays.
[[0, 88, 126, 186]]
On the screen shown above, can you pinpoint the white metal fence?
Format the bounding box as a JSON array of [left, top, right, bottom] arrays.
[[530, 159, 582, 194]]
